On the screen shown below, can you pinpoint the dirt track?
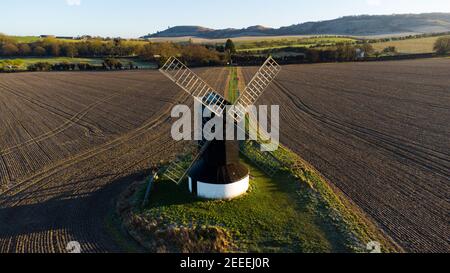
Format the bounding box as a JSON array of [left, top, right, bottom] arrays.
[[0, 68, 228, 253], [242, 58, 450, 253]]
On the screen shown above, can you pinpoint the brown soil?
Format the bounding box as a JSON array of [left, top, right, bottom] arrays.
[[242, 58, 450, 253], [0, 68, 229, 253]]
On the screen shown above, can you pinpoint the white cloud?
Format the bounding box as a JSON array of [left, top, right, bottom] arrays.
[[66, 0, 81, 6], [366, 0, 382, 6]]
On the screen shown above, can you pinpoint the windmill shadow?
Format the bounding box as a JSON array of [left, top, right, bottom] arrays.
[[0, 170, 151, 253], [145, 179, 200, 208]]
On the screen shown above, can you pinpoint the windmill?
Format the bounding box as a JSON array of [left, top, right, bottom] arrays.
[[159, 56, 281, 200]]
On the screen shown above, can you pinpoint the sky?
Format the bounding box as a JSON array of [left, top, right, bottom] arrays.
[[1, 0, 449, 38]]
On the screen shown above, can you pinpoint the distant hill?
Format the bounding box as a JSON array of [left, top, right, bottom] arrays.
[[142, 13, 450, 39]]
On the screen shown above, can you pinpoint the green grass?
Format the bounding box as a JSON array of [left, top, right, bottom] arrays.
[[237, 44, 312, 52], [7, 36, 80, 43], [104, 211, 144, 253], [228, 67, 239, 103], [0, 57, 98, 65], [269, 146, 401, 253], [0, 57, 98, 71], [371, 36, 444, 54], [9, 36, 41, 43], [137, 161, 352, 252], [130, 144, 400, 253], [236, 37, 357, 52], [0, 57, 156, 70]]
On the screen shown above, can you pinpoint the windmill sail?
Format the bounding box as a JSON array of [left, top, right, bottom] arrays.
[[163, 155, 191, 184], [231, 57, 281, 122], [160, 57, 227, 117], [163, 140, 212, 184]]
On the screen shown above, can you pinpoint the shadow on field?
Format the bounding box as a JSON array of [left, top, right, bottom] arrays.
[[0, 170, 152, 253], [145, 180, 200, 208]]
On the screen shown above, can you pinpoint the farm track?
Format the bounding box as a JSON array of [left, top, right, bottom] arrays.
[[0, 68, 229, 252], [242, 58, 450, 252]]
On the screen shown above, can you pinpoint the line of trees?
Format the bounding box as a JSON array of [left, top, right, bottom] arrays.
[[292, 43, 373, 63], [0, 35, 140, 58], [365, 31, 450, 44], [2, 33, 449, 72], [0, 58, 141, 72], [236, 42, 375, 63], [0, 33, 224, 67], [27, 62, 93, 71], [26, 59, 138, 72], [139, 42, 223, 66]]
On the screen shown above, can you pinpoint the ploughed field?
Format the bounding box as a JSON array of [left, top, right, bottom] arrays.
[[0, 59, 448, 253], [242, 58, 450, 253], [0, 68, 228, 253]]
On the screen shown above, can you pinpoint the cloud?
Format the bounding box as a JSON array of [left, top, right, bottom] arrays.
[[366, 0, 382, 6], [66, 0, 81, 6]]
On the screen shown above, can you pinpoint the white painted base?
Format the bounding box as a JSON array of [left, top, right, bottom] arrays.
[[189, 176, 250, 200]]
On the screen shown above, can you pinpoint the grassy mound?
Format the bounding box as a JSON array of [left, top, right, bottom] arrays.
[[121, 157, 382, 253]]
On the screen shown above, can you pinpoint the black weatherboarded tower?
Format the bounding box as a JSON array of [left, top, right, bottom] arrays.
[[188, 94, 249, 199]]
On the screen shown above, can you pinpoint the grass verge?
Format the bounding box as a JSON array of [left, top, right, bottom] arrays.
[[228, 67, 239, 103], [104, 209, 145, 253], [269, 145, 402, 253]]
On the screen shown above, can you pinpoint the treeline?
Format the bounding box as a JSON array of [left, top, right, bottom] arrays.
[[235, 43, 375, 65], [28, 59, 138, 72], [1, 33, 449, 72], [237, 36, 359, 50], [0, 35, 143, 58], [1, 58, 139, 72], [0, 34, 224, 67], [139, 42, 223, 66], [366, 31, 450, 44]]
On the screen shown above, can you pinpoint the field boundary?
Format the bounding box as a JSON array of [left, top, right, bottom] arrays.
[[274, 144, 404, 252]]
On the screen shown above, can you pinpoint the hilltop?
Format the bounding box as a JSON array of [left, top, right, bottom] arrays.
[[143, 13, 450, 39]]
